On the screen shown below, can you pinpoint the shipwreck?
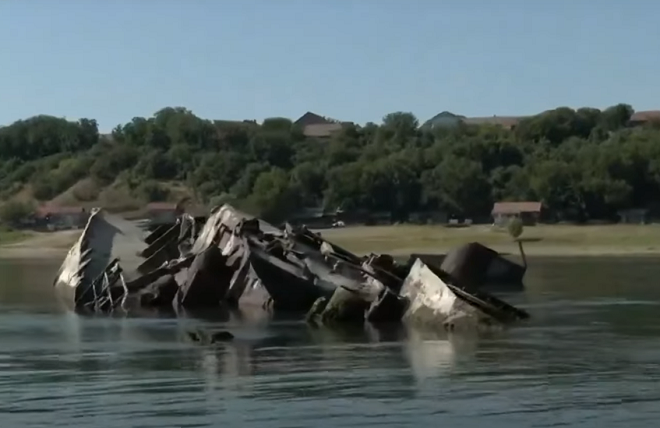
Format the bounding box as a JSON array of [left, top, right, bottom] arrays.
[[52, 204, 530, 332]]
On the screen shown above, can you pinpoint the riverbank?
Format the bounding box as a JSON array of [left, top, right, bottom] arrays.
[[0, 230, 82, 259], [0, 229, 31, 246], [2, 223, 660, 260], [319, 224, 660, 257]]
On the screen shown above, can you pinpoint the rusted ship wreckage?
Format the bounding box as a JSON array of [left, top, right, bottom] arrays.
[[53, 204, 530, 331]]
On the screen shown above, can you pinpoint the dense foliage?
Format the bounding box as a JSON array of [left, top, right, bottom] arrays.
[[1, 104, 659, 223]]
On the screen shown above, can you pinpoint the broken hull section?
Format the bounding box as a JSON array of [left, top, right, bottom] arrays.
[[400, 259, 529, 330], [52, 203, 530, 334], [401, 259, 487, 329], [440, 242, 526, 289], [53, 208, 148, 311], [247, 245, 335, 311]]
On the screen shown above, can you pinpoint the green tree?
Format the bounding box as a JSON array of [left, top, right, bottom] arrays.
[[0, 200, 36, 226], [0, 102, 658, 224]]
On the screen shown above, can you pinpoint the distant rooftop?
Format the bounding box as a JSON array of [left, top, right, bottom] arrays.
[[492, 201, 542, 215]]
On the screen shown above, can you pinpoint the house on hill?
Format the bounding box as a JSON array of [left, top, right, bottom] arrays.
[[628, 111, 660, 127], [36, 205, 89, 230], [421, 111, 465, 129], [423, 111, 528, 130], [294, 112, 334, 127], [294, 111, 344, 139], [492, 201, 542, 226]]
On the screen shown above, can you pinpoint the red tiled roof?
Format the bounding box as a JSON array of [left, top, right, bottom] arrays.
[[629, 111, 660, 122], [492, 201, 542, 215]]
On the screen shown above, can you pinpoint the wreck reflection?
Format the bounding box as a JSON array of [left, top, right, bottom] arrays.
[[403, 329, 481, 383], [184, 323, 492, 402]]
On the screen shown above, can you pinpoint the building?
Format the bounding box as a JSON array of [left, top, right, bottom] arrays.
[[421, 111, 464, 128], [146, 202, 181, 225], [422, 111, 528, 130], [617, 208, 649, 224], [294, 112, 332, 127], [36, 205, 90, 230], [628, 111, 660, 127], [294, 112, 344, 139], [491, 201, 542, 226]]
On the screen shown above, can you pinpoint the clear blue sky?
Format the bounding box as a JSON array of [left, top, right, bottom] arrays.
[[1, 0, 659, 132]]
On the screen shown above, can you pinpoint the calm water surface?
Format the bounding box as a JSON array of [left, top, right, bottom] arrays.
[[1, 256, 660, 427]]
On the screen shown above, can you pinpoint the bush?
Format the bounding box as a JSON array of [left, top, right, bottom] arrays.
[[136, 181, 170, 202], [90, 145, 139, 184], [99, 187, 141, 212], [508, 217, 524, 239], [72, 179, 101, 202], [32, 177, 57, 200], [0, 200, 36, 226], [208, 193, 237, 208]]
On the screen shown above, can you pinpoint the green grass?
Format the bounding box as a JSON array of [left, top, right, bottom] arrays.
[[0, 227, 31, 246], [317, 224, 660, 256]]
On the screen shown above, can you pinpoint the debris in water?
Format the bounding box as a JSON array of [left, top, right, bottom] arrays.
[[53, 204, 530, 333]]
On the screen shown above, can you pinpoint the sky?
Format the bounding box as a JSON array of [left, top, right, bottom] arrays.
[[1, 0, 659, 132]]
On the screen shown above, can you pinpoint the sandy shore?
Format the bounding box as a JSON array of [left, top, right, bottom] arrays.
[[2, 224, 660, 260], [317, 224, 660, 258], [0, 230, 82, 259]]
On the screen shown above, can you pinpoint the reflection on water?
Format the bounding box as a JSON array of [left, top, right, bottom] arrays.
[[1, 257, 660, 427]]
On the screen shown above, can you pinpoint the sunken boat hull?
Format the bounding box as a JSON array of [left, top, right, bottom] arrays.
[[247, 244, 336, 312], [439, 242, 526, 289], [53, 208, 149, 312], [400, 258, 529, 330], [52, 202, 531, 331]]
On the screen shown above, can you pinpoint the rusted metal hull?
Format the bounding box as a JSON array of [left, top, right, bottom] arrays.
[[52, 204, 530, 332]]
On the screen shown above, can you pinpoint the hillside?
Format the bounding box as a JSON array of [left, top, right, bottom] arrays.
[[1, 104, 660, 226]]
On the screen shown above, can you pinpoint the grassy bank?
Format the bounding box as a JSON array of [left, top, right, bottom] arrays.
[[0, 229, 82, 259], [3, 222, 660, 260], [0, 228, 31, 246], [318, 224, 660, 256]]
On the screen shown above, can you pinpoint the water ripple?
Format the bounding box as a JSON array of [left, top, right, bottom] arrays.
[[3, 257, 660, 427]]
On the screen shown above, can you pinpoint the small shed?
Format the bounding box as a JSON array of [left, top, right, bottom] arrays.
[[492, 201, 542, 226], [36, 205, 90, 230], [617, 208, 649, 224]]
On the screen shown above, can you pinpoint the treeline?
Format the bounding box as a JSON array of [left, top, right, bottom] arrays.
[[1, 104, 660, 223]]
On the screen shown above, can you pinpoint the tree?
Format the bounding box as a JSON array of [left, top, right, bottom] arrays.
[[507, 217, 523, 239], [0, 103, 657, 224], [507, 217, 527, 268], [246, 168, 300, 223], [0, 200, 36, 226]]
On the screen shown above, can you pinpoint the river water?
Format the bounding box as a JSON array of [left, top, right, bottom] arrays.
[[0, 256, 659, 427]]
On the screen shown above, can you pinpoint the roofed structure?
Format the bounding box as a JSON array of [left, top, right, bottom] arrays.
[[492, 201, 542, 215], [492, 201, 542, 226], [294, 112, 337, 126], [629, 110, 660, 126], [294, 111, 344, 138]]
